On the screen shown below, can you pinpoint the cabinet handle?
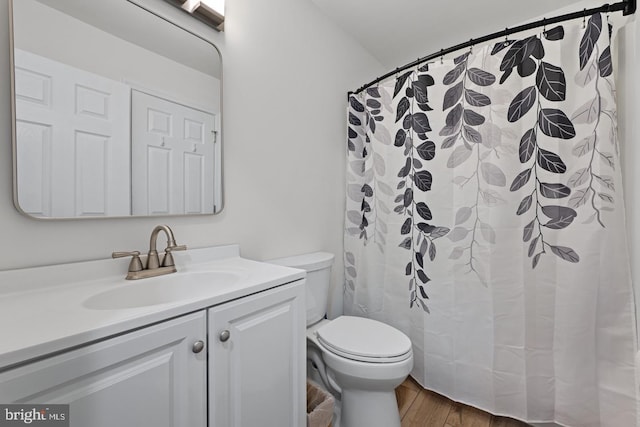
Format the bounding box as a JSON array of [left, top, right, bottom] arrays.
[[219, 330, 230, 342], [192, 340, 205, 353]]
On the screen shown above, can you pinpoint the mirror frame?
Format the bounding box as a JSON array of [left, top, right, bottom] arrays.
[[8, 0, 224, 220]]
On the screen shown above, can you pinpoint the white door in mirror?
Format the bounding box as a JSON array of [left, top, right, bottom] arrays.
[[15, 49, 130, 217], [131, 90, 216, 215]]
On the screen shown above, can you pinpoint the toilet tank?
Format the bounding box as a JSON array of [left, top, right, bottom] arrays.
[[269, 252, 334, 326]]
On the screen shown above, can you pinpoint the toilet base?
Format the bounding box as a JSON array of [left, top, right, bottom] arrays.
[[340, 388, 400, 427], [332, 400, 342, 427]]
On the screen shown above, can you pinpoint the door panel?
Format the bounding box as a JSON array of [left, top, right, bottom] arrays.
[[131, 90, 215, 215], [15, 120, 52, 215]]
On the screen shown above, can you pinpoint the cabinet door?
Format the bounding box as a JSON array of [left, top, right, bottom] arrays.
[[0, 312, 207, 427], [209, 281, 306, 427]]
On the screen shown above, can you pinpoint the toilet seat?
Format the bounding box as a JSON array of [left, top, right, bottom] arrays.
[[315, 316, 412, 363]]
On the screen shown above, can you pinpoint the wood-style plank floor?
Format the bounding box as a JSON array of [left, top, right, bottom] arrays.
[[396, 377, 530, 427]]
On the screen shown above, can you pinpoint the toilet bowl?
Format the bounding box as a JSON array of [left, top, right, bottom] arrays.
[[270, 252, 413, 427], [308, 316, 413, 427]]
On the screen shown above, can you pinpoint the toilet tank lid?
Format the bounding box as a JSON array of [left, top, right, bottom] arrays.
[[268, 252, 334, 271]]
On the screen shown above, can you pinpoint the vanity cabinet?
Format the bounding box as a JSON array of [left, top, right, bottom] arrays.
[[209, 281, 306, 427], [0, 312, 207, 427], [0, 279, 305, 427]]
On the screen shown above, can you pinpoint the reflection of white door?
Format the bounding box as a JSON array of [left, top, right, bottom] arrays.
[[131, 90, 215, 215], [14, 49, 130, 217]]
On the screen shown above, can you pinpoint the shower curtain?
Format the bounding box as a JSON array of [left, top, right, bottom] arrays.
[[344, 14, 637, 427]]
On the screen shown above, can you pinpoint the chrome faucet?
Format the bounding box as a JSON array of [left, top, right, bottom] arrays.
[[113, 225, 187, 280]]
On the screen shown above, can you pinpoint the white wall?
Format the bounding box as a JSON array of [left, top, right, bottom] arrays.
[[0, 0, 384, 317]]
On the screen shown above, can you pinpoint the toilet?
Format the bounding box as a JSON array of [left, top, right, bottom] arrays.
[[270, 252, 413, 427]]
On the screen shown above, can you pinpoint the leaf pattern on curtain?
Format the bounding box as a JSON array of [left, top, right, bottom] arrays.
[[571, 13, 618, 226], [346, 87, 392, 254], [346, 13, 620, 308], [439, 52, 498, 284], [344, 14, 636, 426], [495, 27, 579, 268], [392, 65, 450, 312]]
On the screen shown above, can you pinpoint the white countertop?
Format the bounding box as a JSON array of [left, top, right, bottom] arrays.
[[0, 245, 305, 371]]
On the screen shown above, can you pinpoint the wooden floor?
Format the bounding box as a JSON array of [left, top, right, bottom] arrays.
[[396, 377, 530, 427]]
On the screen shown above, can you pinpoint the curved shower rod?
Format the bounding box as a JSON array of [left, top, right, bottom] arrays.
[[348, 0, 636, 97]]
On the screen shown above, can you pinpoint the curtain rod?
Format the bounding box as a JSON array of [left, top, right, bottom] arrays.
[[348, 0, 636, 97]]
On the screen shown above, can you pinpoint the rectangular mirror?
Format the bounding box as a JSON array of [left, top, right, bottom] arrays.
[[10, 0, 222, 219]]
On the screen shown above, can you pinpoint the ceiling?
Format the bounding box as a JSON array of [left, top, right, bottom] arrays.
[[310, 0, 580, 69]]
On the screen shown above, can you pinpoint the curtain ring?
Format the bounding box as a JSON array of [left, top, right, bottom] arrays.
[[542, 18, 546, 32], [583, 8, 587, 28], [504, 28, 508, 42], [469, 39, 473, 54], [440, 49, 444, 64]]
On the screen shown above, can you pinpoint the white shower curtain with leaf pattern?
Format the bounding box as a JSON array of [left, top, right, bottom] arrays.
[[344, 15, 637, 426]]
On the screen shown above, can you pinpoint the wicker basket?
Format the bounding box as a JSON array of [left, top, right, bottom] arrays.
[[306, 380, 335, 427]]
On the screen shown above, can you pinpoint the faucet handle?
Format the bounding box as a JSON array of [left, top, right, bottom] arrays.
[[112, 251, 144, 273], [162, 245, 187, 268]]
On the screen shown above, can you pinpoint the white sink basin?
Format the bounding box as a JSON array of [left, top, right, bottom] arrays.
[[83, 270, 244, 310]]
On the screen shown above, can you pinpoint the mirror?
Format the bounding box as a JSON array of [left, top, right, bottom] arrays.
[[10, 0, 222, 218]]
